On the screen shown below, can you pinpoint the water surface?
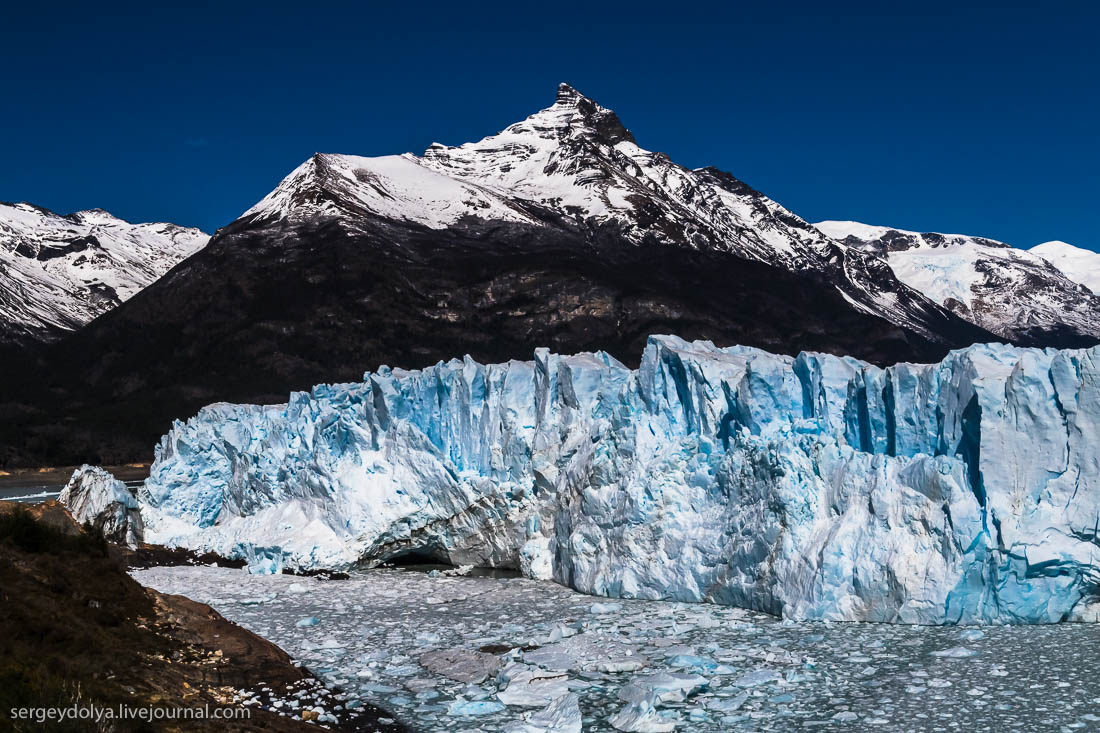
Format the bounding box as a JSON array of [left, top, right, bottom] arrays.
[[134, 566, 1100, 732]]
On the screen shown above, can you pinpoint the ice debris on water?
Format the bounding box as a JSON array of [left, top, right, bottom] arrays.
[[134, 566, 1100, 732], [99, 336, 1100, 624]]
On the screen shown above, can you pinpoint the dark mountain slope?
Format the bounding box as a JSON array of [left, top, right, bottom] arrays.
[[0, 212, 995, 468]]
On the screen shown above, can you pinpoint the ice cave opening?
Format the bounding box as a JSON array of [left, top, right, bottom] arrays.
[[380, 549, 455, 571]]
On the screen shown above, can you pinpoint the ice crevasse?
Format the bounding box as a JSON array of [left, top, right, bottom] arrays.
[[79, 336, 1100, 624]]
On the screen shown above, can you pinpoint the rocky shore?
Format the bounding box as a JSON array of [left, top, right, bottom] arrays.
[[0, 500, 407, 732]]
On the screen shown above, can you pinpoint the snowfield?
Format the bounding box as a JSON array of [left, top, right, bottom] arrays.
[[1031, 240, 1100, 294]]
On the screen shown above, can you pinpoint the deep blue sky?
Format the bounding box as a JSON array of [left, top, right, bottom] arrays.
[[2, 1, 1097, 250]]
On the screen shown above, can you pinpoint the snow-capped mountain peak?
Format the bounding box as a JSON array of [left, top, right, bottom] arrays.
[[1030, 240, 1100, 294], [238, 84, 1004, 347], [0, 201, 209, 345]]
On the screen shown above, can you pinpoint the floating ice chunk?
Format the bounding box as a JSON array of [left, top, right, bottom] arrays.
[[238, 594, 277, 605], [419, 649, 503, 684], [448, 699, 506, 716], [503, 693, 583, 733], [590, 602, 624, 614], [610, 698, 678, 733], [296, 617, 320, 628], [287, 582, 310, 594], [706, 691, 749, 712], [598, 659, 647, 673], [667, 655, 731, 674], [359, 683, 398, 693], [731, 669, 782, 688], [405, 678, 438, 693], [686, 707, 707, 722], [930, 646, 979, 658], [523, 646, 575, 671], [832, 711, 858, 722], [958, 628, 985, 642], [497, 663, 572, 706], [544, 623, 581, 643], [618, 672, 708, 704]]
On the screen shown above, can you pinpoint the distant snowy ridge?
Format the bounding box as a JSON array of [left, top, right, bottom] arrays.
[[71, 335, 1100, 624], [815, 220, 1100, 344], [0, 201, 208, 345], [1031, 240, 1100, 294]]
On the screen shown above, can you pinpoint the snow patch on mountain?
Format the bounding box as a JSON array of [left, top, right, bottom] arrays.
[[1031, 240, 1100, 294], [70, 335, 1100, 624], [243, 153, 537, 229], [0, 202, 208, 344]]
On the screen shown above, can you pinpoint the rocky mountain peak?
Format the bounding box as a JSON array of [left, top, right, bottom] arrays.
[[550, 82, 635, 146], [554, 81, 584, 104]]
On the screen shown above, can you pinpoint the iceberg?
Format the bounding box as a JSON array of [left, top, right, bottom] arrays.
[[72, 336, 1100, 623], [60, 465, 143, 547]]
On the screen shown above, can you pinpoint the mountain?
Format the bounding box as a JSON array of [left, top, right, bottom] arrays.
[[0, 202, 208, 346], [240, 84, 983, 346], [1030, 240, 1100, 294], [815, 220, 1100, 345], [0, 84, 998, 467]]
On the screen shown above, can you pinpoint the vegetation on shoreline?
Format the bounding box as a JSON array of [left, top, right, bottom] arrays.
[[0, 502, 406, 732]]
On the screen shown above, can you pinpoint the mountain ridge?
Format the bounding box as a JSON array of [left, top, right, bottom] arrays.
[[815, 219, 1100, 346], [0, 84, 1034, 468], [0, 201, 208, 346]]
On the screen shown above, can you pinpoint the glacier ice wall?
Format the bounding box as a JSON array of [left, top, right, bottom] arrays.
[[131, 336, 1100, 624]]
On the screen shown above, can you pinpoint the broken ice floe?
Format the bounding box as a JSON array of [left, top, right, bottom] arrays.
[[133, 566, 1100, 731]]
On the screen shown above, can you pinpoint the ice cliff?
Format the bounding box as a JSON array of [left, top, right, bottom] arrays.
[[60, 465, 144, 547], [82, 336, 1100, 624]]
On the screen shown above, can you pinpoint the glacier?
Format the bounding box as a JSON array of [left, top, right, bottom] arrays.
[[77, 336, 1100, 624]]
